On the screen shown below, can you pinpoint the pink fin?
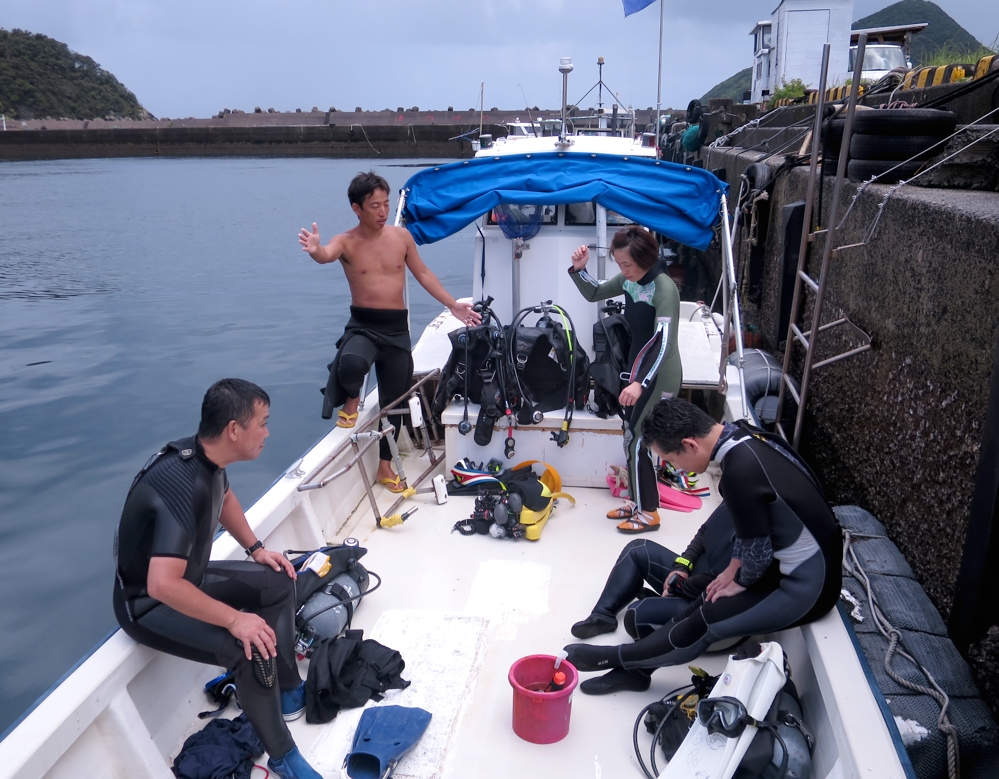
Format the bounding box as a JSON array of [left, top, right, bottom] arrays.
[[658, 482, 702, 511]]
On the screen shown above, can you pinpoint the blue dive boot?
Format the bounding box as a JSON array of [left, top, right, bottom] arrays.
[[281, 682, 306, 721], [345, 705, 433, 779], [267, 746, 323, 779]]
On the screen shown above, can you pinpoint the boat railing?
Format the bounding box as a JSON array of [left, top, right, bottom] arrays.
[[719, 192, 751, 418], [297, 369, 445, 524]]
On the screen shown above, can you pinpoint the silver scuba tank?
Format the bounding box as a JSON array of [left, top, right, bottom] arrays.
[[297, 568, 368, 641]]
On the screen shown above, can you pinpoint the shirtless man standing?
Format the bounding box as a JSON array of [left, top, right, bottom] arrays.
[[298, 172, 480, 490]]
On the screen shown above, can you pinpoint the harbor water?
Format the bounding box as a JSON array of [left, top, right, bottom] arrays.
[[0, 157, 473, 735]]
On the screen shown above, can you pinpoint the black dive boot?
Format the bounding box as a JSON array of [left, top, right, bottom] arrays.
[[571, 613, 617, 639], [580, 668, 652, 695]]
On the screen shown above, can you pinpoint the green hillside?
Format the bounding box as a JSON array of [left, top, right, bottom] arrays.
[[701, 67, 753, 103], [0, 28, 150, 120], [853, 0, 991, 65]]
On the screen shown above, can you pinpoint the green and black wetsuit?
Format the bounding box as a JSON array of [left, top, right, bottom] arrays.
[[570, 265, 682, 511]]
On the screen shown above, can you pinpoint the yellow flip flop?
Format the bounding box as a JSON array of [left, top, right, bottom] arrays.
[[336, 410, 359, 429], [377, 475, 406, 493]]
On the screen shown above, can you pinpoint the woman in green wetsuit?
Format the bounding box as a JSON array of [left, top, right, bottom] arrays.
[[569, 226, 682, 533]]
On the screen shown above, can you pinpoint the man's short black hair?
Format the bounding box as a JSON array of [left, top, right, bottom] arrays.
[[641, 397, 717, 454], [198, 379, 270, 440], [348, 172, 390, 207]]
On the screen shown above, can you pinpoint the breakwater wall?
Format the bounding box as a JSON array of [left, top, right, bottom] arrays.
[[0, 105, 680, 161], [705, 124, 999, 705], [0, 123, 509, 161]]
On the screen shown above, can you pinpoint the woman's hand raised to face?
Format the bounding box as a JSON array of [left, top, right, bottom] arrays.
[[570, 245, 589, 271]]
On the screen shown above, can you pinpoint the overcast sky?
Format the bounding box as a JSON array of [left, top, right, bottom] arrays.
[[4, 0, 997, 118]]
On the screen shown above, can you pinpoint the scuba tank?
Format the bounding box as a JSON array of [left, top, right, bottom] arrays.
[[297, 570, 368, 643]]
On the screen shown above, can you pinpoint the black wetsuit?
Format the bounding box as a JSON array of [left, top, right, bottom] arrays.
[[570, 422, 841, 671], [589, 506, 735, 639], [570, 266, 681, 512], [112, 437, 300, 758], [323, 306, 414, 461]]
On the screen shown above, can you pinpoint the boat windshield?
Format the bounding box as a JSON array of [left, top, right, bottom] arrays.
[[851, 45, 907, 72], [486, 204, 558, 226], [565, 202, 636, 226]]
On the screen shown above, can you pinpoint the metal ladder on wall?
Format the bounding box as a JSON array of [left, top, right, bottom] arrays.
[[774, 38, 873, 448]]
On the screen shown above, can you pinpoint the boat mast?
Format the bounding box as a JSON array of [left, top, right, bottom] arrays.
[[479, 82, 484, 139], [559, 57, 574, 141]]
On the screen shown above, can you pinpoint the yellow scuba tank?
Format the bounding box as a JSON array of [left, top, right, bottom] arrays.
[[511, 460, 575, 541]]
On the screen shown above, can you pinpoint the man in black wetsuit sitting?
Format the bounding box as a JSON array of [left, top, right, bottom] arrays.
[[565, 397, 842, 695], [298, 172, 481, 492], [113, 379, 321, 779]]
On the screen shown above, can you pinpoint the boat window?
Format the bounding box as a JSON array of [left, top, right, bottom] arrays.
[[565, 202, 596, 225], [564, 202, 636, 226], [486, 204, 558, 226], [607, 210, 636, 226]]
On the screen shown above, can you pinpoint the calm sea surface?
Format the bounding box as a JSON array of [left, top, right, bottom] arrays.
[[0, 157, 474, 735]]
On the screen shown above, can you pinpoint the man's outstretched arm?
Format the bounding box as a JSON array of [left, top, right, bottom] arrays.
[[403, 231, 482, 326], [298, 222, 348, 265]]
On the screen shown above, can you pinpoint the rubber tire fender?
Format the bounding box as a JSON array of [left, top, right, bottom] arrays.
[[847, 158, 924, 184], [849, 133, 943, 161], [851, 108, 957, 137], [745, 162, 773, 192]]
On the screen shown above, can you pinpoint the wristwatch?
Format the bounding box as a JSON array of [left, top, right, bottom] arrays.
[[674, 556, 693, 571], [245, 540, 264, 556]]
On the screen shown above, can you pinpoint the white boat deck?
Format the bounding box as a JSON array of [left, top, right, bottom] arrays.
[[281, 453, 731, 778]]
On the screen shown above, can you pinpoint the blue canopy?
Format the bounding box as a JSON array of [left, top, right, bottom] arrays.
[[400, 152, 727, 251]]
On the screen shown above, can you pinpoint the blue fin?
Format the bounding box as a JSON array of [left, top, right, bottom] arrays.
[[345, 705, 432, 779]]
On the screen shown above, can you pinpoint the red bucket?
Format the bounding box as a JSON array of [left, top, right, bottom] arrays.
[[508, 654, 579, 744]]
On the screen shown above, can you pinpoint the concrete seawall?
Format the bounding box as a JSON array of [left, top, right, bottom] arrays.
[[704, 137, 999, 706], [0, 123, 511, 161]]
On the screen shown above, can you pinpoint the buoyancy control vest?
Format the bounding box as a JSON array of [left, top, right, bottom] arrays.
[[588, 301, 632, 418], [432, 299, 589, 450]]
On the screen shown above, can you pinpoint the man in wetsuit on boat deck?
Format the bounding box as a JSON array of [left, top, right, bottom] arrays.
[[565, 397, 841, 694], [298, 172, 481, 492], [113, 379, 322, 779]]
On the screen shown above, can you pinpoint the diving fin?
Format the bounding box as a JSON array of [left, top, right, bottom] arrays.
[[344, 705, 432, 779], [658, 641, 787, 779], [657, 482, 702, 512]]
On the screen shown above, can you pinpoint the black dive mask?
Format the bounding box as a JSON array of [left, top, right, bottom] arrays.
[[696, 696, 759, 738]]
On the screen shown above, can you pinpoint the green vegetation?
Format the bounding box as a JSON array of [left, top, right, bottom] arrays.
[[919, 37, 997, 67], [0, 28, 150, 120], [853, 0, 995, 67], [701, 67, 752, 103], [768, 78, 808, 108]]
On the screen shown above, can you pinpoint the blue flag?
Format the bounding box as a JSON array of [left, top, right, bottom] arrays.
[[622, 0, 657, 16]]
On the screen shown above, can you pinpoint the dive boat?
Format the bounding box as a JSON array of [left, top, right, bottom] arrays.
[[0, 79, 912, 779]]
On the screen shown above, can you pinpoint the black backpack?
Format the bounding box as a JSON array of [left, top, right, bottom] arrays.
[[588, 302, 631, 418], [431, 306, 522, 430], [507, 304, 589, 414]]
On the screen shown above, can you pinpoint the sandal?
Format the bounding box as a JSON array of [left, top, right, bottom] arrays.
[[606, 502, 637, 520], [617, 510, 660, 534], [336, 410, 359, 429], [377, 475, 406, 493]]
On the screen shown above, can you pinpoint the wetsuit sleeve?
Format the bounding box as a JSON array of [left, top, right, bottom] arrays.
[[148, 491, 194, 559], [142, 459, 199, 560], [676, 523, 708, 570], [719, 444, 776, 540], [632, 275, 680, 387], [732, 536, 773, 587], [569, 268, 625, 302]]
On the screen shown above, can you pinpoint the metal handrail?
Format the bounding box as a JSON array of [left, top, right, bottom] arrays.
[[297, 369, 442, 492], [718, 193, 750, 418]]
